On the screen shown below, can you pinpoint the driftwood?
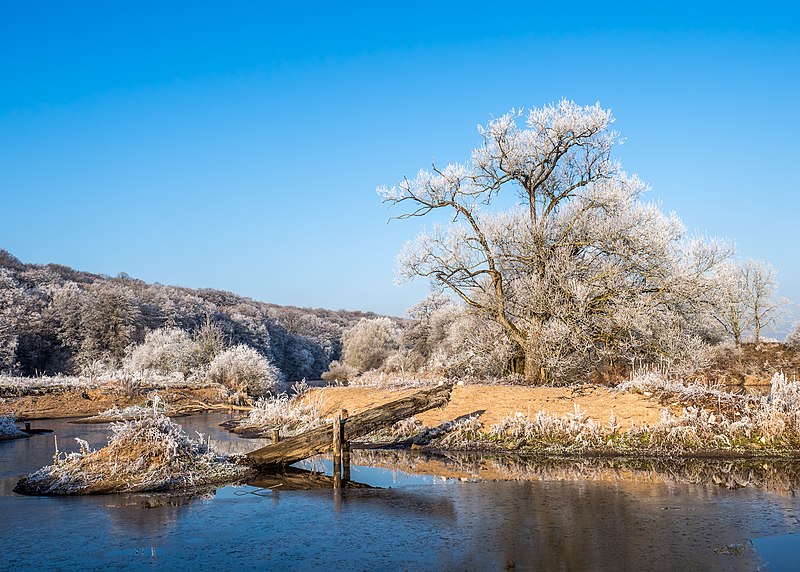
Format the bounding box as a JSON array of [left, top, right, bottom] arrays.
[[246, 383, 453, 468]]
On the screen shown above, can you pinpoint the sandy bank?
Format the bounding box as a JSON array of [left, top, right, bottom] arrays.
[[305, 384, 671, 430]]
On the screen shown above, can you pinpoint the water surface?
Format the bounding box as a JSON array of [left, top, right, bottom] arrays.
[[2, 415, 800, 570]]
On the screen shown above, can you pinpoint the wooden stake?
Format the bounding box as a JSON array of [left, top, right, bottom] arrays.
[[332, 412, 342, 489], [341, 409, 350, 482], [272, 429, 280, 443]]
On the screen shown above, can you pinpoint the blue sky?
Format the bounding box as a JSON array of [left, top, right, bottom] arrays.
[[1, 2, 798, 325]]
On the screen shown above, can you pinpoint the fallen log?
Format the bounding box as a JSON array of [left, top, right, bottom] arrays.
[[246, 383, 454, 468]]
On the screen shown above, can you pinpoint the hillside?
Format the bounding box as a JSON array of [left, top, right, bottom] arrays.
[[0, 250, 387, 380]]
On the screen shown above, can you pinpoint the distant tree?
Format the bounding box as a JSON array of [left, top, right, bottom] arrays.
[[740, 259, 783, 343], [713, 262, 750, 346], [380, 100, 728, 382], [341, 317, 401, 373], [787, 323, 800, 350], [80, 284, 142, 366], [714, 259, 785, 344], [193, 317, 227, 365]]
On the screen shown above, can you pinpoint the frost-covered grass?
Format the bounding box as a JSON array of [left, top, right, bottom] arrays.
[[0, 415, 25, 439], [0, 374, 102, 396], [0, 372, 223, 398], [614, 370, 758, 412], [347, 370, 444, 389], [403, 372, 800, 456], [90, 393, 172, 421], [15, 408, 249, 495], [237, 381, 326, 437]]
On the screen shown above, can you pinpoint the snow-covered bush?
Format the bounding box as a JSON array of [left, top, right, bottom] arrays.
[[124, 328, 203, 377], [428, 311, 517, 379], [0, 415, 24, 439], [207, 345, 281, 396], [321, 360, 358, 383], [786, 323, 800, 350]]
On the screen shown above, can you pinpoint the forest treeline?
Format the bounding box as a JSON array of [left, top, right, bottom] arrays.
[[0, 249, 383, 381]]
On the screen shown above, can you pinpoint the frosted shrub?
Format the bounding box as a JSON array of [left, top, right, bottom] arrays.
[[208, 345, 281, 396], [786, 324, 800, 350], [124, 328, 202, 377], [321, 360, 358, 384], [0, 415, 24, 439], [615, 371, 753, 410]]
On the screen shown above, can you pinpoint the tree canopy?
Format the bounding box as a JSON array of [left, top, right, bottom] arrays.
[[380, 100, 729, 382]]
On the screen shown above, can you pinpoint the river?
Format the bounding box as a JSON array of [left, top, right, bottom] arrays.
[[2, 414, 800, 571]]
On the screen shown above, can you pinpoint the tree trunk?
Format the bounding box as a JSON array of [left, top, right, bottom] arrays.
[[523, 349, 546, 384]]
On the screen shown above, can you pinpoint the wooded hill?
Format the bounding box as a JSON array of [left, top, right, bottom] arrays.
[[0, 250, 385, 380]]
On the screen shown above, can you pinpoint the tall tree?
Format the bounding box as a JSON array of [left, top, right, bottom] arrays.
[[380, 100, 727, 382]]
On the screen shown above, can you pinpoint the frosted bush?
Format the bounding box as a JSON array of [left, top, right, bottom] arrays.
[[0, 415, 24, 439], [786, 324, 800, 350], [208, 345, 282, 396], [124, 328, 202, 377], [321, 360, 358, 384]]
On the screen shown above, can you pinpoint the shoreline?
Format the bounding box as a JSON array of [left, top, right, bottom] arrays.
[[6, 381, 800, 462]]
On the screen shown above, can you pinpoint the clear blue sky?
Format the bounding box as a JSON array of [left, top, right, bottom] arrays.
[[1, 2, 798, 324]]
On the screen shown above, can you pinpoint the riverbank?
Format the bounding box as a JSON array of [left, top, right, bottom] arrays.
[[4, 373, 797, 460], [0, 382, 233, 420]]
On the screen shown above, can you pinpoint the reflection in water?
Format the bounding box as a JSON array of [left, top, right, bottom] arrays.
[[352, 448, 800, 494]]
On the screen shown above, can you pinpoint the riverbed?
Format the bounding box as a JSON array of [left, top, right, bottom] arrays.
[[2, 414, 800, 571]]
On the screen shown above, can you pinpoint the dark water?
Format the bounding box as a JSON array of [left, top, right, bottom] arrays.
[[2, 416, 800, 571]]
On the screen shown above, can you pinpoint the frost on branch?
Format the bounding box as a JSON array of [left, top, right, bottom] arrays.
[[380, 100, 732, 382]]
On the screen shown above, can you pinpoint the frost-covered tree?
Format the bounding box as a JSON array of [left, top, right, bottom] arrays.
[[740, 259, 783, 343], [712, 262, 750, 346], [80, 284, 142, 366], [380, 100, 728, 382], [208, 345, 281, 396], [341, 317, 401, 373], [714, 259, 785, 344], [787, 323, 800, 350]]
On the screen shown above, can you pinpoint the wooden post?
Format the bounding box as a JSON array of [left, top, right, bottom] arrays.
[[272, 429, 280, 444], [341, 409, 350, 482], [332, 412, 342, 489]]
